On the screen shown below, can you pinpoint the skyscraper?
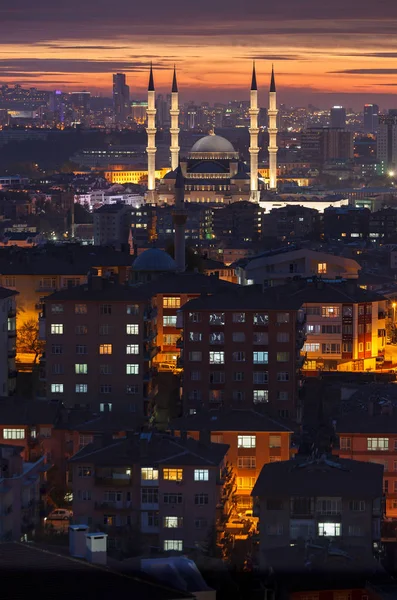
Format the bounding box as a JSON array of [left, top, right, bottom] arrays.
[[330, 106, 346, 129], [364, 104, 379, 133], [113, 73, 130, 124], [377, 112, 397, 174]]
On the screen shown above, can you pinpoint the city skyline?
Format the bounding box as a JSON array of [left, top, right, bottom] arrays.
[[1, 0, 397, 107]]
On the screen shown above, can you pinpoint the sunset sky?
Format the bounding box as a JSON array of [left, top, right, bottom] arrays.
[[1, 0, 397, 108]]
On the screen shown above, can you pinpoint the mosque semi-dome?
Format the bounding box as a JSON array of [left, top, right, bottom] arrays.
[[132, 247, 177, 272], [190, 134, 236, 154]]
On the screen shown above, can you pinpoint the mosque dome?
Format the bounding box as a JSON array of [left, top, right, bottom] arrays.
[[191, 134, 235, 153], [132, 248, 177, 272]]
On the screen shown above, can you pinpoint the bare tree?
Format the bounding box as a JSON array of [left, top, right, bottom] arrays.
[[17, 319, 44, 364]]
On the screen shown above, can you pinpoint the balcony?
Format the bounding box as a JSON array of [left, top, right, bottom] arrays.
[[94, 501, 132, 511], [95, 475, 132, 487]]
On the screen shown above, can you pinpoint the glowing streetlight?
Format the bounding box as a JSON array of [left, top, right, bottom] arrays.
[[388, 171, 395, 178]]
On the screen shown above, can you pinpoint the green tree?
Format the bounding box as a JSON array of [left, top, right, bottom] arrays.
[[17, 319, 45, 364]]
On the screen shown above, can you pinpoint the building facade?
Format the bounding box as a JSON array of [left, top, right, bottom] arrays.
[[0, 287, 17, 396]]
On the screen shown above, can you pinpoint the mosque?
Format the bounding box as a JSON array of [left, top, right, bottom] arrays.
[[145, 64, 278, 205]]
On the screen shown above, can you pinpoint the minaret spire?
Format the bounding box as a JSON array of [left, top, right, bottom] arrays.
[[268, 65, 278, 190], [170, 65, 180, 172], [146, 63, 157, 203], [249, 63, 260, 202]]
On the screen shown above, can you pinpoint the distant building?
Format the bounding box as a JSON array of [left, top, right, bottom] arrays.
[[330, 106, 346, 129], [261, 205, 320, 241], [93, 203, 131, 247], [301, 128, 353, 163], [0, 287, 17, 396], [377, 113, 397, 174], [364, 104, 379, 133], [323, 206, 370, 242], [113, 73, 130, 125]]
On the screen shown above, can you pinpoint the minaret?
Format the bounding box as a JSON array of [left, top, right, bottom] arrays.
[[172, 166, 187, 272], [249, 63, 260, 202], [170, 66, 180, 172], [268, 65, 278, 190], [146, 63, 157, 203]]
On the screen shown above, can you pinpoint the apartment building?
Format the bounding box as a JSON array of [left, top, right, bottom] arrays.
[[252, 455, 383, 570], [43, 276, 158, 415], [335, 401, 397, 519], [295, 280, 387, 374], [0, 287, 17, 396], [170, 408, 295, 512], [70, 431, 233, 553], [178, 285, 306, 420], [93, 203, 131, 247], [0, 444, 46, 541]]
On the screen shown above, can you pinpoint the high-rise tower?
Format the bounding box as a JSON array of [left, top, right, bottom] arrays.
[[146, 64, 157, 203], [268, 65, 278, 190], [172, 166, 187, 272], [170, 66, 180, 172], [248, 63, 260, 202], [113, 73, 130, 124]]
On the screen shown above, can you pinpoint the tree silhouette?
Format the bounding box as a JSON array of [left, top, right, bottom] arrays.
[[17, 319, 45, 363]]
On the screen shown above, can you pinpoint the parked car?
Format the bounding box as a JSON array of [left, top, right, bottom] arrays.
[[44, 508, 73, 521]]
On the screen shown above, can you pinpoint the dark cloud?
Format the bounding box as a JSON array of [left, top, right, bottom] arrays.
[[242, 54, 302, 61], [329, 69, 397, 74], [37, 44, 131, 50], [0, 58, 174, 75]]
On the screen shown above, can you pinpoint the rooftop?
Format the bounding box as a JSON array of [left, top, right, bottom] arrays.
[[0, 286, 18, 300], [0, 399, 60, 426], [170, 409, 292, 434]]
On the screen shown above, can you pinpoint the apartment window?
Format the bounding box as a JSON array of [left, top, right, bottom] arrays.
[[237, 457, 256, 469], [163, 297, 181, 309], [253, 332, 268, 345], [126, 344, 139, 354], [75, 364, 88, 375], [77, 490, 91, 501], [191, 371, 202, 381], [322, 343, 341, 354], [211, 434, 223, 444], [277, 372, 289, 382], [189, 352, 202, 362], [233, 312, 245, 323], [253, 371, 268, 384], [127, 304, 139, 315], [63, 278, 80, 288], [141, 468, 159, 481], [194, 469, 209, 481], [126, 384, 139, 394], [75, 384, 88, 393], [75, 325, 88, 335], [163, 493, 183, 504], [253, 351, 268, 364], [76, 345, 87, 355], [318, 522, 341, 537], [51, 304, 63, 313], [209, 313, 225, 325], [304, 343, 320, 353], [253, 313, 268, 325], [163, 469, 183, 481], [358, 342, 364, 352], [51, 324, 63, 335], [237, 477, 256, 490], [318, 262, 327, 274], [238, 435, 256, 448], [141, 488, 158, 504], [266, 524, 283, 536], [349, 500, 365, 511], [366, 342, 371, 351], [78, 466, 92, 478], [75, 304, 87, 314], [3, 428, 25, 439], [51, 384, 64, 393], [321, 306, 340, 318], [277, 352, 289, 362], [277, 312, 290, 323], [232, 351, 245, 362], [99, 324, 113, 336], [78, 435, 93, 449], [126, 324, 139, 335], [233, 372, 244, 382], [100, 364, 112, 375], [306, 307, 321, 316], [269, 435, 281, 448], [100, 304, 112, 315], [194, 494, 209, 505], [232, 332, 245, 342], [343, 324, 353, 334], [277, 332, 290, 342], [209, 351, 224, 364], [189, 332, 202, 342], [188, 390, 201, 401], [233, 390, 245, 402], [358, 324, 364, 335], [340, 437, 351, 450], [126, 364, 139, 375], [317, 498, 341, 515], [195, 518, 208, 529], [358, 305, 364, 316], [51, 364, 63, 375], [342, 342, 352, 352], [164, 540, 183, 551], [100, 385, 112, 394], [188, 312, 201, 322], [277, 391, 289, 401], [99, 344, 112, 355], [367, 437, 388, 451], [163, 315, 177, 327], [253, 390, 269, 404], [164, 516, 183, 528], [209, 371, 225, 384], [321, 325, 341, 334], [51, 345, 63, 355]]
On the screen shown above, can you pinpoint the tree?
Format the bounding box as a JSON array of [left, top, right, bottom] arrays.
[[17, 319, 45, 363]]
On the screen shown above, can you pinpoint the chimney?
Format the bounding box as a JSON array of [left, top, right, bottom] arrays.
[[69, 524, 89, 558], [85, 533, 107, 565]]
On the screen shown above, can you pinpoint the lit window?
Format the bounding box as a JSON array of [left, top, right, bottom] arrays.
[[51, 384, 64, 393], [163, 469, 183, 481], [367, 437, 388, 451], [163, 297, 181, 309], [164, 540, 183, 551], [209, 351, 224, 364], [253, 390, 268, 404], [304, 343, 320, 353], [163, 315, 177, 327], [99, 344, 112, 355], [253, 313, 268, 325], [164, 516, 183, 528], [141, 467, 159, 481], [126, 364, 139, 375], [75, 384, 88, 393], [75, 364, 88, 375], [126, 344, 139, 354], [318, 522, 341, 537], [188, 312, 201, 322], [194, 469, 209, 481], [238, 435, 256, 448], [209, 313, 225, 325], [127, 304, 139, 316], [237, 477, 256, 490], [253, 351, 268, 364], [277, 352, 289, 362], [3, 428, 25, 439], [78, 466, 92, 478], [189, 332, 202, 342], [321, 306, 340, 318], [51, 324, 63, 335], [269, 435, 281, 448], [75, 304, 87, 314], [318, 262, 327, 274], [126, 324, 139, 335]]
